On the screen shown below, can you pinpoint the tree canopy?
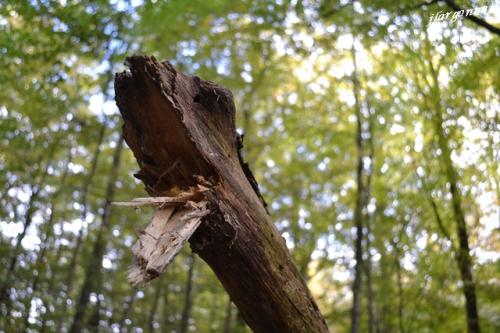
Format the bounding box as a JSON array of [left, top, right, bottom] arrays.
[[0, 0, 498, 332]]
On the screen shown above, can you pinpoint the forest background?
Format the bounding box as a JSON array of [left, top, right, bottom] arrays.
[[0, 0, 498, 332]]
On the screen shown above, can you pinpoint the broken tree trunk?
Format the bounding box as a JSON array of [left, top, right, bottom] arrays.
[[115, 55, 329, 333]]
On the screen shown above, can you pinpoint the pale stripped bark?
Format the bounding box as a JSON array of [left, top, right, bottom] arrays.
[[126, 197, 209, 286]]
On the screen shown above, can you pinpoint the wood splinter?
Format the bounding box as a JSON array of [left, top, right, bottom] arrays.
[[113, 185, 210, 286]]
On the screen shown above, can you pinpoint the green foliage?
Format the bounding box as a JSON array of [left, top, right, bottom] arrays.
[[0, 0, 498, 332]]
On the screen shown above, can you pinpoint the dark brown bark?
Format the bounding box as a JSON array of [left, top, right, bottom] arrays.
[[70, 135, 124, 333], [114, 55, 329, 333], [234, 309, 249, 333]]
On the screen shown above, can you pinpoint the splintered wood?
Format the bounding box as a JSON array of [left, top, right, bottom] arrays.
[[113, 185, 208, 208], [114, 186, 210, 286]]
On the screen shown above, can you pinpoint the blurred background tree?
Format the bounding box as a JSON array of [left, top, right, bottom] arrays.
[[0, 0, 498, 332]]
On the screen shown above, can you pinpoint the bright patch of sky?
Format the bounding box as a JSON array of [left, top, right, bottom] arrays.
[[414, 122, 424, 152], [0, 221, 23, 239], [28, 298, 43, 324], [294, 60, 315, 82], [88, 93, 118, 117], [338, 88, 355, 107], [0, 106, 8, 118], [281, 231, 295, 250], [102, 257, 113, 269], [476, 191, 499, 265], [63, 218, 85, 235]]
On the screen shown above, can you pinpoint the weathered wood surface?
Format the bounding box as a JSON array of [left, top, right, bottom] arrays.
[[113, 184, 208, 207], [115, 55, 329, 333], [128, 200, 209, 286]]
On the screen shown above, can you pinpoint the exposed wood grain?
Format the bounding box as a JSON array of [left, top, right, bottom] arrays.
[[128, 201, 209, 286]]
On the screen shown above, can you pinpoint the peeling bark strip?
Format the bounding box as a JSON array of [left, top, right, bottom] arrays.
[[128, 200, 209, 286], [115, 56, 329, 333], [114, 180, 210, 285]]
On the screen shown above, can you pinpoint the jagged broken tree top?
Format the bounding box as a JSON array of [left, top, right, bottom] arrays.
[[114, 56, 268, 286]]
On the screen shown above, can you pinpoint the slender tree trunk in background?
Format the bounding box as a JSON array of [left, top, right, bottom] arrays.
[[404, 274, 430, 333], [424, 39, 480, 333], [161, 283, 172, 332], [22, 151, 73, 332], [39, 185, 82, 333], [40, 235, 66, 333], [115, 56, 329, 333], [65, 123, 107, 291], [147, 279, 164, 333], [88, 298, 102, 333], [70, 135, 124, 333], [89, 261, 105, 333], [364, 106, 378, 333], [51, 123, 106, 332], [40, 313, 48, 333], [377, 245, 391, 333], [223, 298, 233, 333], [0, 178, 16, 215], [0, 156, 52, 326], [394, 244, 404, 333], [179, 254, 196, 333], [350, 43, 364, 333], [365, 240, 377, 333], [208, 297, 217, 333], [389, 220, 407, 333], [118, 294, 136, 333], [418, 165, 454, 244], [4, 158, 50, 275], [434, 111, 480, 333]]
